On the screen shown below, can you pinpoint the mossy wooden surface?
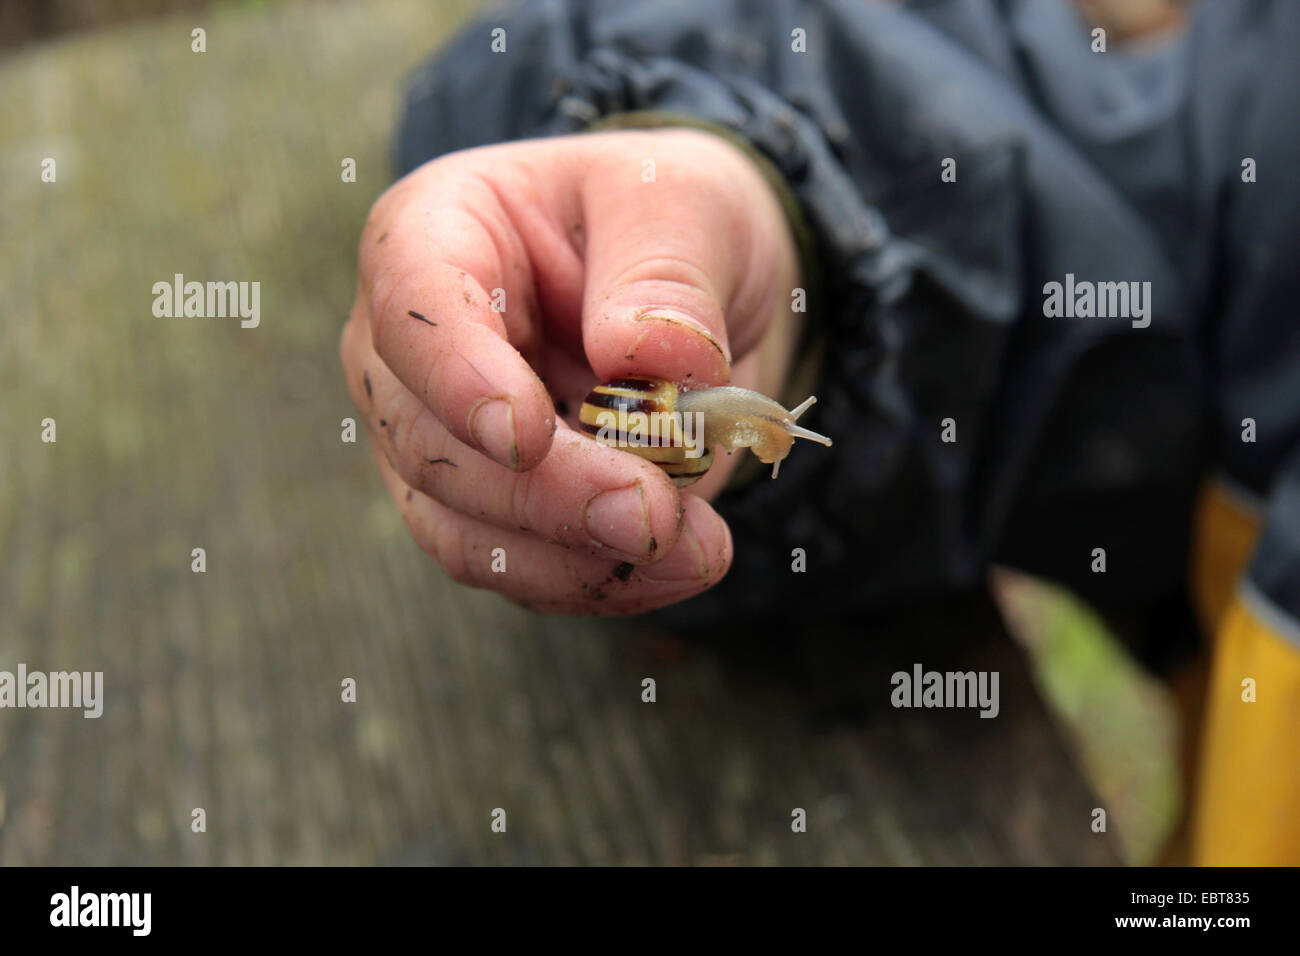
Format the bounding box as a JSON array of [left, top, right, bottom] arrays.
[[0, 0, 1121, 864]]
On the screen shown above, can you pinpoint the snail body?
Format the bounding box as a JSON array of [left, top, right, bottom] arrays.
[[578, 376, 832, 486]]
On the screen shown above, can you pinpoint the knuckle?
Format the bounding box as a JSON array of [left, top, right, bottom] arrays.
[[608, 254, 717, 298], [384, 402, 417, 459], [361, 181, 406, 243], [368, 267, 414, 345], [509, 470, 538, 537], [419, 349, 452, 421], [339, 307, 369, 371], [434, 521, 476, 588]]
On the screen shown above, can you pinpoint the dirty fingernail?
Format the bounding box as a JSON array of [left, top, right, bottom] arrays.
[[469, 399, 517, 469], [635, 310, 731, 364], [584, 484, 652, 558]]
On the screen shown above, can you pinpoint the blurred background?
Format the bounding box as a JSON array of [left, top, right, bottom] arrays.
[[0, 0, 1192, 52], [1, 0, 1191, 865]]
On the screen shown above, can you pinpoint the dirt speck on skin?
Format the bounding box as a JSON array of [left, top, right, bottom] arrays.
[[648, 536, 657, 555], [426, 457, 458, 467], [463, 292, 472, 305], [377, 231, 389, 244], [588, 559, 636, 600], [379, 419, 388, 428], [405, 489, 413, 502], [363, 371, 373, 399]]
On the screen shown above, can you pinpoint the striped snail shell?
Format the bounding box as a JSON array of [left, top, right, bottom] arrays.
[[578, 376, 832, 487]]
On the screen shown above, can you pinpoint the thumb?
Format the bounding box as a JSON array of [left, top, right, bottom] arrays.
[[578, 129, 788, 385]]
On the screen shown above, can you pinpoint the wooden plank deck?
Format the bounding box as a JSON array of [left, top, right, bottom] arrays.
[[0, 0, 1120, 865]]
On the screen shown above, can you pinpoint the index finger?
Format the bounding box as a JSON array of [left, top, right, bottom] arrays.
[[360, 172, 556, 471]]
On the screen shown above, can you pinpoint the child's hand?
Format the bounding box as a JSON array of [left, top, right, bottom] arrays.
[[340, 128, 801, 614]]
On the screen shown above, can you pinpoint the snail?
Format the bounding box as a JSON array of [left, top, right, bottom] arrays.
[[578, 376, 832, 486]]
